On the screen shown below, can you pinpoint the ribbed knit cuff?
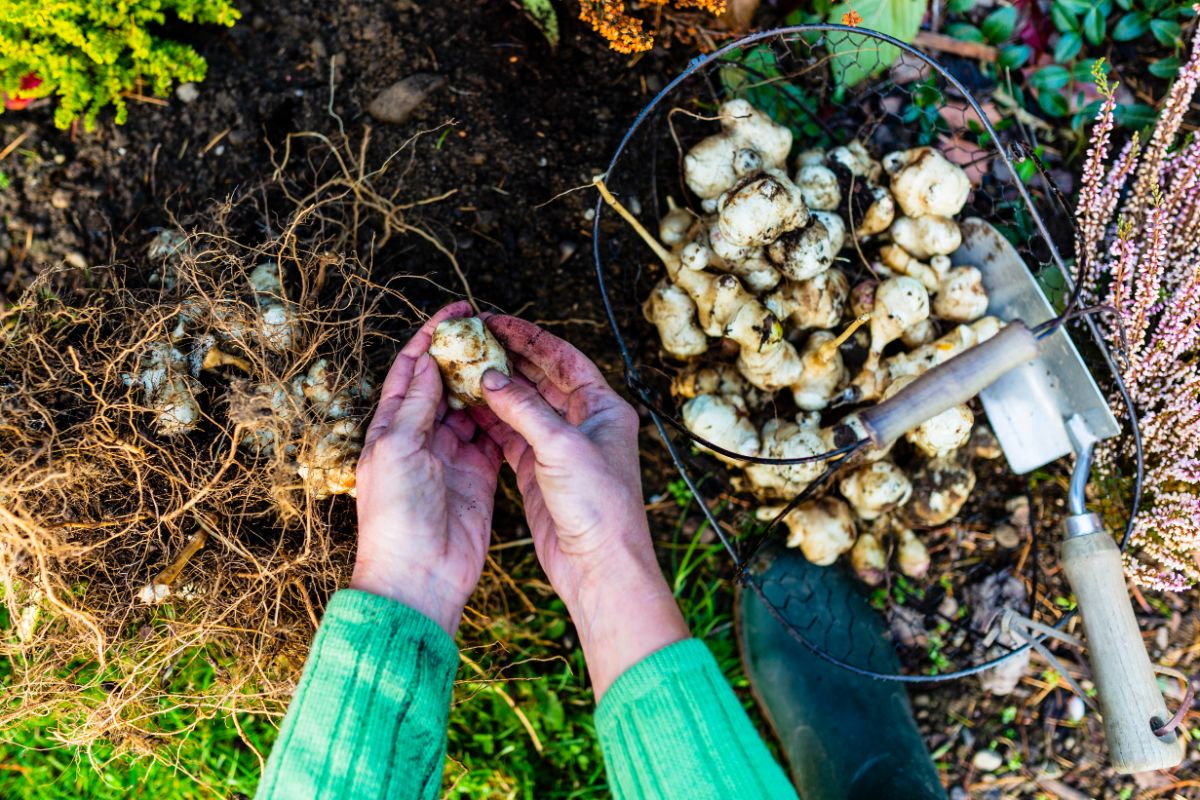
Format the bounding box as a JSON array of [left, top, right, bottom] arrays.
[[595, 638, 796, 800], [255, 590, 459, 800]]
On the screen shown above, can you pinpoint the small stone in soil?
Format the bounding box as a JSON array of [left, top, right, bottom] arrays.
[[993, 523, 1021, 549], [176, 82, 200, 104], [1067, 694, 1085, 722], [50, 189, 71, 209], [367, 74, 447, 125], [972, 749, 1003, 772]]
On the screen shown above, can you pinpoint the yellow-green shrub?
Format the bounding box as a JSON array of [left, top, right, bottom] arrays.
[[0, 0, 240, 131]]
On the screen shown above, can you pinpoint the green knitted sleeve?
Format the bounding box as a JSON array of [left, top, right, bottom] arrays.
[[254, 589, 459, 800], [595, 638, 798, 800]]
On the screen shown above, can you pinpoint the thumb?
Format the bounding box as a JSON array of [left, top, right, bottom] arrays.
[[388, 352, 442, 442], [482, 369, 576, 460]]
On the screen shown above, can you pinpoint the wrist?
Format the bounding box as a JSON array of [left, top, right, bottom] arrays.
[[568, 545, 689, 699], [349, 562, 464, 636]]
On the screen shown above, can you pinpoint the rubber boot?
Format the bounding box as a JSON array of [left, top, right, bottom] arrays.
[[736, 539, 947, 800]]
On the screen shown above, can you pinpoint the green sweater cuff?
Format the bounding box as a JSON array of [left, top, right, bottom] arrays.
[[255, 589, 459, 800], [595, 639, 797, 800]]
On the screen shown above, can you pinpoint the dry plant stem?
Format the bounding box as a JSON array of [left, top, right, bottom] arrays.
[[818, 312, 870, 361], [593, 176, 676, 267], [151, 531, 208, 588]]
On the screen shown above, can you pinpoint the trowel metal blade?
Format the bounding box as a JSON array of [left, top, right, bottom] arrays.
[[951, 218, 1119, 475]]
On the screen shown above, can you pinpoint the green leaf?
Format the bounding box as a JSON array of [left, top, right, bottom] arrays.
[[1150, 18, 1182, 46], [520, 0, 559, 46], [1117, 102, 1158, 129], [981, 6, 1018, 43], [1082, 6, 1106, 45], [1149, 55, 1181, 78], [1112, 11, 1151, 40], [999, 44, 1032, 69], [1037, 89, 1070, 117], [1054, 32, 1083, 62], [826, 0, 926, 88], [1116, 0, 1134, 8], [1030, 64, 1071, 91], [1056, 0, 1094, 15], [948, 0, 977, 11], [1072, 57, 1104, 82], [1050, 2, 1078, 33], [946, 22, 985, 43]]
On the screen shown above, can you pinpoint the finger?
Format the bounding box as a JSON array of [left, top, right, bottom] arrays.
[[387, 353, 442, 445], [480, 371, 578, 462], [443, 409, 476, 443], [475, 430, 502, 470], [366, 301, 471, 443], [513, 355, 571, 412], [486, 316, 607, 396], [470, 405, 530, 468]]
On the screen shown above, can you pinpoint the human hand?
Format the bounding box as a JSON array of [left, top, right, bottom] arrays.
[[350, 301, 502, 635], [471, 316, 687, 697]]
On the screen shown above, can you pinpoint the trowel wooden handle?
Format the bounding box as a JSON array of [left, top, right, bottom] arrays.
[[1062, 525, 1185, 774], [858, 321, 1038, 447]]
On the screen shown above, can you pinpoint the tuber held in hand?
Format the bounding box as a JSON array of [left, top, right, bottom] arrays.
[[429, 317, 511, 409]]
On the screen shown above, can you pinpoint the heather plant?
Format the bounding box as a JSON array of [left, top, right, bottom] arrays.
[[0, 0, 240, 131], [1076, 34, 1200, 590], [579, 0, 727, 53]]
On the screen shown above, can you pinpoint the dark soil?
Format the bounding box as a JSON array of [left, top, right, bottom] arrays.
[[2, 1, 1198, 798]]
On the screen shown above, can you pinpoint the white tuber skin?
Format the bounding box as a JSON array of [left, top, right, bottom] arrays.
[[854, 184, 896, 238], [683, 99, 792, 200], [717, 169, 809, 247], [429, 317, 512, 410], [883, 147, 971, 218], [238, 379, 305, 454], [895, 524, 930, 579], [851, 530, 887, 586], [796, 148, 826, 167], [839, 460, 913, 520], [795, 164, 841, 211], [904, 456, 977, 527], [766, 210, 846, 281], [742, 415, 827, 498], [878, 244, 944, 293], [658, 203, 696, 247], [889, 215, 962, 260], [644, 279, 709, 359], [828, 141, 882, 183], [249, 262, 297, 351], [682, 394, 760, 465], [301, 358, 373, 420], [932, 266, 989, 323], [671, 363, 765, 408], [881, 376, 974, 458], [869, 276, 930, 355], [701, 229, 782, 293], [790, 331, 848, 411], [296, 418, 361, 498], [759, 497, 856, 566], [900, 318, 937, 348], [765, 268, 849, 332], [124, 342, 202, 435], [888, 316, 1001, 381]]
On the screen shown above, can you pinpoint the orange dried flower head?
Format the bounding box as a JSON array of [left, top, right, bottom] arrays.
[[841, 8, 863, 26], [580, 0, 727, 54]]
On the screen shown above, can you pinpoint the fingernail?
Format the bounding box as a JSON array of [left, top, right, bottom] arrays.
[[482, 369, 510, 391]]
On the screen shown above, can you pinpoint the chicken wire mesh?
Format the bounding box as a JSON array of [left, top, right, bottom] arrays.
[[591, 25, 1141, 681]]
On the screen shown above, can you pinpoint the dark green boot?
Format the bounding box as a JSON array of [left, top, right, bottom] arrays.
[[736, 540, 947, 800]]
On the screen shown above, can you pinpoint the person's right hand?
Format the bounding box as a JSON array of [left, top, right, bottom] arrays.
[[470, 316, 688, 698]]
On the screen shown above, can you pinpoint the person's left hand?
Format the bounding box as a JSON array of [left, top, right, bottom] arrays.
[[350, 300, 502, 635]]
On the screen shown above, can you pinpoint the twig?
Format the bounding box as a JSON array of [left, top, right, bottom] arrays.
[[0, 128, 32, 162], [913, 31, 998, 63]]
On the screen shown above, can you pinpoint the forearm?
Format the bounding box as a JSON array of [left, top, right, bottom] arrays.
[[255, 590, 458, 800], [595, 639, 797, 800]]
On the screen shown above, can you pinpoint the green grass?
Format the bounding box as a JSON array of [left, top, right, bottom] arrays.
[[0, 497, 749, 799]]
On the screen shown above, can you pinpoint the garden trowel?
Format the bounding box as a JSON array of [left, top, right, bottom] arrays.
[[852, 218, 1184, 773]]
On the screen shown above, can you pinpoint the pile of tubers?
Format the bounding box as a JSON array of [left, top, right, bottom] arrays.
[[127, 234, 371, 499], [641, 99, 1002, 585]]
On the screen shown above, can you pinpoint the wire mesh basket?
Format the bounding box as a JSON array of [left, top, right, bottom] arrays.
[[591, 25, 1140, 681]]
